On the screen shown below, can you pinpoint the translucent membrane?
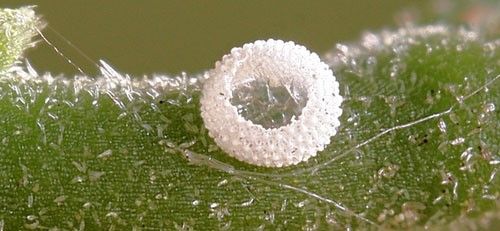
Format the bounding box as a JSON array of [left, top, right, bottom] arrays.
[[200, 39, 343, 167], [230, 77, 308, 129]]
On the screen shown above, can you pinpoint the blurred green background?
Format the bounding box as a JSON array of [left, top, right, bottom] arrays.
[[2, 0, 430, 76]]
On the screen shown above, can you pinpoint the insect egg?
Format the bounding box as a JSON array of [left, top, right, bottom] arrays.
[[200, 39, 343, 167]]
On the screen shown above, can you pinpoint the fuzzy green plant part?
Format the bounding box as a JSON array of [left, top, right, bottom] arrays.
[[0, 6, 43, 73], [0, 6, 499, 230]]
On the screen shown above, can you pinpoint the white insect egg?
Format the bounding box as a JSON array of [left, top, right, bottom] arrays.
[[200, 39, 343, 167]]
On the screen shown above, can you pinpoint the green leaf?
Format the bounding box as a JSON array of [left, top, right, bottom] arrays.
[[0, 8, 498, 231], [0, 6, 42, 73], [323, 26, 499, 229]]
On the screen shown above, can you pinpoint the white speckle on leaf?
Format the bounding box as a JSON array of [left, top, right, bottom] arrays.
[[450, 137, 465, 145], [483, 102, 495, 113], [27, 194, 33, 208], [97, 149, 112, 159], [192, 200, 200, 206], [70, 175, 85, 184], [217, 179, 228, 187], [88, 171, 105, 182], [209, 203, 219, 209], [83, 202, 92, 209], [72, 161, 87, 173], [105, 212, 118, 218], [489, 160, 500, 165], [437, 119, 447, 133], [240, 198, 254, 207], [294, 199, 308, 208], [26, 215, 37, 221], [54, 195, 67, 205]]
